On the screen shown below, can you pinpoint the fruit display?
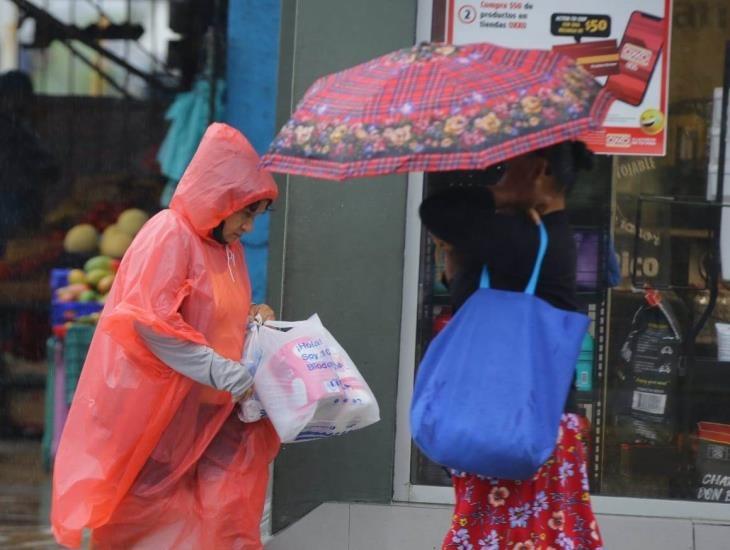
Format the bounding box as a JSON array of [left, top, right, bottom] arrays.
[[63, 224, 100, 254], [62, 208, 150, 259], [52, 207, 149, 331], [53, 255, 119, 306]]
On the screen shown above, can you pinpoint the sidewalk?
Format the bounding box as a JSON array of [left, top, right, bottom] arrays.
[[0, 440, 60, 548]]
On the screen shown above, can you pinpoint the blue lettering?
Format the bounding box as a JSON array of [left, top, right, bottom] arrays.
[[306, 360, 341, 371], [295, 339, 324, 353]]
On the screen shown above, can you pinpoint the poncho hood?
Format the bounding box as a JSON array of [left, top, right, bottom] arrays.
[[170, 122, 278, 237]]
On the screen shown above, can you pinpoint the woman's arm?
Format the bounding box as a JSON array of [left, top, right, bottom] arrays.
[[419, 187, 537, 262], [135, 322, 253, 399]]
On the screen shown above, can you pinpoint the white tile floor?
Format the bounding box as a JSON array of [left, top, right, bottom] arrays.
[[266, 502, 730, 550], [3, 440, 728, 550]]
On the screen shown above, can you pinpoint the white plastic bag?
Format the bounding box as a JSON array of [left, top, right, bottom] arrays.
[[237, 318, 267, 423], [241, 314, 380, 443]]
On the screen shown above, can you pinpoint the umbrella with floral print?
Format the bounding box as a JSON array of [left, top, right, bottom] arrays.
[[261, 42, 614, 181]]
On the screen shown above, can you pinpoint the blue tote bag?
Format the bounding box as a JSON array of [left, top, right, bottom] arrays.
[[410, 223, 589, 479]]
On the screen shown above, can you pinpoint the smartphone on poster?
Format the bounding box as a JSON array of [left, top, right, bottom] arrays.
[[605, 11, 664, 107]]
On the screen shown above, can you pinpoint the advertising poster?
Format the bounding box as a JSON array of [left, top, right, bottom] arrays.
[[446, 0, 673, 155]]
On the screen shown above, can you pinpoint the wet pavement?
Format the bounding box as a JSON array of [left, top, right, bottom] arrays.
[[0, 526, 60, 549], [0, 440, 62, 549]]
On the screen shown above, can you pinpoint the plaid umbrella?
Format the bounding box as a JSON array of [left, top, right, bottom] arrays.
[[261, 42, 614, 181]]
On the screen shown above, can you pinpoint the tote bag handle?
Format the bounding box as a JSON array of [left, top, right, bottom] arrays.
[[479, 222, 548, 295]]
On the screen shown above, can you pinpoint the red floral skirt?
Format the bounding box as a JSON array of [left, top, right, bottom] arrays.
[[443, 414, 603, 550]]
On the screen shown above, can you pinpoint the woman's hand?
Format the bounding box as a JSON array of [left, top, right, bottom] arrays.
[[235, 386, 255, 403], [249, 303, 276, 323], [527, 208, 541, 225]]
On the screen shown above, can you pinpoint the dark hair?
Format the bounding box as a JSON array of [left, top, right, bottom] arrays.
[[430, 141, 593, 192], [245, 199, 273, 213], [419, 186, 495, 255], [532, 140, 593, 192], [212, 222, 226, 244]]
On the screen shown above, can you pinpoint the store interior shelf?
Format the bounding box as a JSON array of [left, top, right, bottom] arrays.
[[577, 289, 605, 300], [667, 228, 713, 239], [432, 289, 606, 303], [575, 390, 598, 404]]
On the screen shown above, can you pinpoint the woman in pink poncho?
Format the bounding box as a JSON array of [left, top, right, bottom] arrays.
[[52, 123, 281, 549]]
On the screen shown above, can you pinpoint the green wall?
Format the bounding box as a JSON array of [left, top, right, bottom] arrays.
[[268, 0, 417, 532]]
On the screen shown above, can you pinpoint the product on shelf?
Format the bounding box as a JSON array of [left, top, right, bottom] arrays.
[[433, 250, 449, 296], [574, 230, 600, 290], [717, 323, 730, 362], [695, 422, 730, 503], [576, 332, 594, 392], [616, 289, 681, 445], [432, 307, 452, 336]]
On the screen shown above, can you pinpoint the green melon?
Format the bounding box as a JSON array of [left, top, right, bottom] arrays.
[[63, 224, 99, 254], [84, 255, 112, 273], [100, 225, 133, 259], [117, 209, 149, 236]]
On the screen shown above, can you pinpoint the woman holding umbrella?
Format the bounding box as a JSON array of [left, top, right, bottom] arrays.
[[419, 141, 603, 550], [261, 41, 613, 550]]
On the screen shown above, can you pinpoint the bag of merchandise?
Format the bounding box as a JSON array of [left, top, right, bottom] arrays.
[[616, 290, 681, 445], [239, 315, 380, 443], [411, 223, 590, 479]]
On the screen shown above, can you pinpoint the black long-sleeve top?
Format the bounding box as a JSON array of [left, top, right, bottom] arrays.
[[419, 187, 578, 314]]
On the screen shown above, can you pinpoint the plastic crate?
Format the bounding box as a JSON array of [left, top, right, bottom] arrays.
[[64, 325, 95, 406], [50, 301, 103, 327], [50, 268, 71, 294], [50, 267, 104, 326], [41, 337, 56, 471]]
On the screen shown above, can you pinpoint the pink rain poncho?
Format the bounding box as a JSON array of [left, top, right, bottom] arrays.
[[51, 123, 281, 549]]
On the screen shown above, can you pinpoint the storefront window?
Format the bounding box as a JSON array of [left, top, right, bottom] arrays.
[[410, 0, 730, 506], [600, 1, 730, 502]]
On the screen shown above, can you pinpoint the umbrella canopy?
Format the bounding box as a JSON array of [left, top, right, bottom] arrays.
[[261, 42, 614, 181]]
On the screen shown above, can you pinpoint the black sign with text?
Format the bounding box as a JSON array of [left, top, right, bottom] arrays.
[[550, 13, 612, 38]]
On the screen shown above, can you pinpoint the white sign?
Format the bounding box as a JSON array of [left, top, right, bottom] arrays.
[[446, 0, 673, 156]]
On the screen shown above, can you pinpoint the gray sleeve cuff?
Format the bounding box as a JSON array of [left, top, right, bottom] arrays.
[[209, 351, 253, 398]]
